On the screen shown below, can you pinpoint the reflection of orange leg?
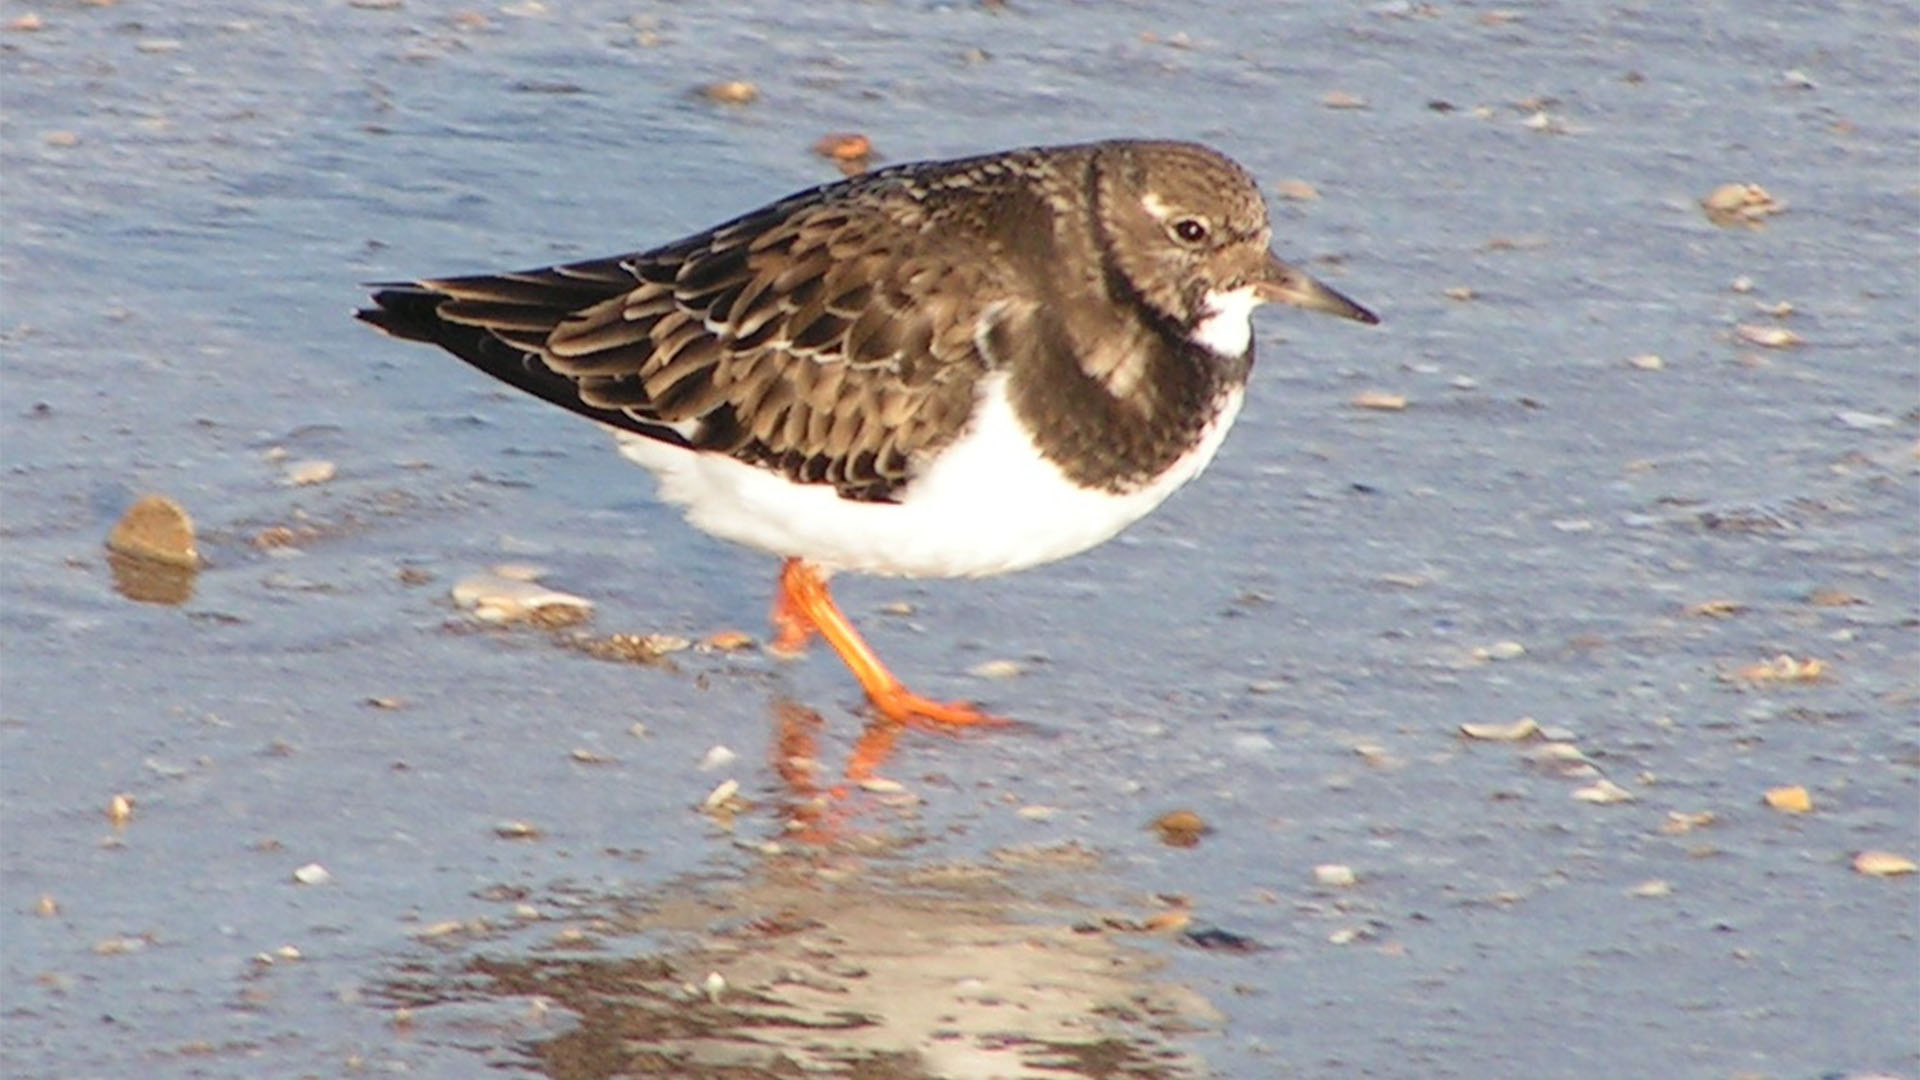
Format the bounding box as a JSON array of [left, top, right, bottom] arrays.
[[774, 558, 1005, 730]]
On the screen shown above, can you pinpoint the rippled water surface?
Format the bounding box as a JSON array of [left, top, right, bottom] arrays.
[[4, 3, 1916, 1078]]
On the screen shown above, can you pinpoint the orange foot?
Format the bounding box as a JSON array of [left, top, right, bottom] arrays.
[[773, 557, 1007, 733]]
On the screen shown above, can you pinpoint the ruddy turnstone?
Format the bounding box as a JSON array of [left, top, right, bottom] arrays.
[[359, 139, 1376, 734]]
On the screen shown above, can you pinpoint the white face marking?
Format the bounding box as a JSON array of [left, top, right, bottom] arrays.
[[1140, 192, 1172, 221], [613, 374, 1245, 578], [1189, 285, 1261, 358]]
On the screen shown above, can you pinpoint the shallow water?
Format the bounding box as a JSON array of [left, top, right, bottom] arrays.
[[4, 3, 1916, 1078]]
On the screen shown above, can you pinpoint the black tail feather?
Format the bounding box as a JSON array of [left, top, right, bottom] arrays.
[[355, 281, 693, 450]]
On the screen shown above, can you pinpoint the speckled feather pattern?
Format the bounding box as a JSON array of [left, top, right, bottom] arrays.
[[363, 141, 1284, 497]]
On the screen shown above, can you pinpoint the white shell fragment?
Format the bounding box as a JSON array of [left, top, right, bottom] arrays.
[[283, 459, 337, 486], [1313, 864, 1358, 887], [1572, 779, 1636, 804], [451, 570, 594, 624], [292, 863, 332, 886], [701, 779, 741, 812]]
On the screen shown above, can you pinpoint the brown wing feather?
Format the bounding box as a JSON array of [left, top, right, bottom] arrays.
[[364, 184, 1010, 503]]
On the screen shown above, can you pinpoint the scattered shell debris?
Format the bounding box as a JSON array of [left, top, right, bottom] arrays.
[[1313, 864, 1358, 888], [1626, 353, 1665, 371], [1763, 785, 1813, 814], [702, 971, 727, 1004], [700, 629, 755, 651], [699, 745, 738, 772], [699, 80, 758, 105], [1473, 640, 1527, 662], [452, 568, 594, 626], [1659, 810, 1717, 835], [1629, 879, 1673, 898], [1273, 178, 1320, 201], [35, 894, 58, 917], [282, 459, 336, 486], [1735, 323, 1802, 349], [1150, 809, 1211, 848], [1442, 285, 1476, 301], [1351, 390, 1408, 411], [291, 863, 332, 886], [1321, 90, 1367, 109], [1852, 851, 1916, 877], [701, 779, 744, 814], [969, 658, 1023, 679], [1572, 778, 1636, 804], [565, 632, 691, 664], [494, 820, 542, 840], [1016, 804, 1058, 821], [94, 935, 150, 956], [1731, 654, 1827, 684], [1685, 599, 1745, 618], [107, 793, 135, 826], [569, 747, 614, 765], [1701, 183, 1785, 227], [1806, 587, 1865, 607], [1460, 717, 1541, 742], [1834, 410, 1896, 432]]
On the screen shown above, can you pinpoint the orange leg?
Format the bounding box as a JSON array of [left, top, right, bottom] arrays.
[[767, 571, 818, 657], [774, 558, 1004, 730]]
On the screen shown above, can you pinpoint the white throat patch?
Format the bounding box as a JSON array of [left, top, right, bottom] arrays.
[[1190, 285, 1260, 358]]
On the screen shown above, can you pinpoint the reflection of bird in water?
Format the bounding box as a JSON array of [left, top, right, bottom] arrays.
[[379, 839, 1222, 1079]]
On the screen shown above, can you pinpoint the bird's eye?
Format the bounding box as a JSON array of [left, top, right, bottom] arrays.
[[1171, 217, 1210, 245]]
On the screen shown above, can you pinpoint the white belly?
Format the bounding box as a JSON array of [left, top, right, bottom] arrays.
[[614, 372, 1243, 578]]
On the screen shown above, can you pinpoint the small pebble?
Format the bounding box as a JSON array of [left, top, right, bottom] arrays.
[[1629, 879, 1672, 898], [1016, 804, 1057, 821], [107, 793, 135, 826], [1460, 717, 1540, 741], [106, 494, 199, 567], [700, 80, 758, 105], [1763, 785, 1813, 814], [1150, 809, 1210, 848], [698, 745, 737, 771], [1626, 353, 1664, 371]]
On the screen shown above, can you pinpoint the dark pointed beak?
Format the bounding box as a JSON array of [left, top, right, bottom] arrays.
[[1255, 253, 1379, 324]]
